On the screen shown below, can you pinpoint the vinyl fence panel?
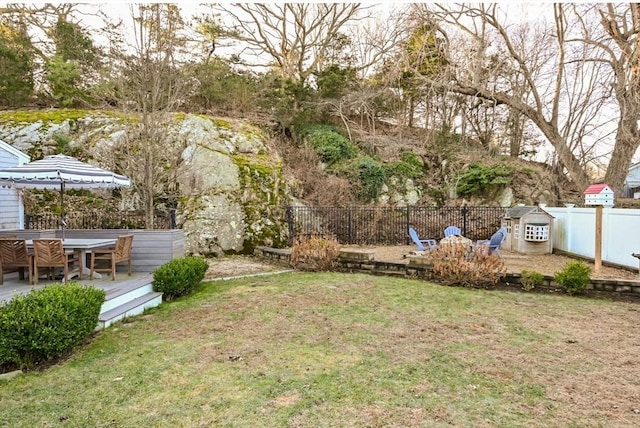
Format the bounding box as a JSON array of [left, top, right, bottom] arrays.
[[545, 206, 640, 270]]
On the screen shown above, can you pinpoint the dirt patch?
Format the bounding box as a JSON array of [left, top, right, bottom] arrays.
[[205, 255, 288, 280]]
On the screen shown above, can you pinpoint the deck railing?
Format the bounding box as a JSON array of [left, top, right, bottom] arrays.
[[25, 210, 177, 230]]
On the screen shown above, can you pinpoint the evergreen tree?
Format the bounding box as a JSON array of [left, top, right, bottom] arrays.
[[0, 19, 34, 107]]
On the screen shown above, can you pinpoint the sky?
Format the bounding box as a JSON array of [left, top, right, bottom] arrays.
[[2, 1, 637, 168]]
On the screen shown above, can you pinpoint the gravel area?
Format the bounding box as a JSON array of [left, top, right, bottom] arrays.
[[204, 246, 639, 282]]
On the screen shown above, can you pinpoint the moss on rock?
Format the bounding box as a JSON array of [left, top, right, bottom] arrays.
[[231, 153, 290, 251]]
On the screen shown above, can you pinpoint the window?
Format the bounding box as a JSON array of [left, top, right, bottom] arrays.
[[524, 223, 549, 241], [514, 224, 520, 239]]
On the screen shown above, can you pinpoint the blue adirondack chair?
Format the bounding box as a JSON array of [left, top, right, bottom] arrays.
[[408, 227, 437, 251], [476, 227, 507, 256], [444, 226, 461, 237]]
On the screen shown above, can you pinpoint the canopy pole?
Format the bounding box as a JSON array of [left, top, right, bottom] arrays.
[[60, 182, 65, 240]]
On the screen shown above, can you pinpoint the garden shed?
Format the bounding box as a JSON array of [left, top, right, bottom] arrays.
[[0, 140, 29, 229], [502, 205, 554, 255]]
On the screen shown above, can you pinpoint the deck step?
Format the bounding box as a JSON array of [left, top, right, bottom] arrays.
[[100, 277, 155, 314], [98, 292, 163, 329]]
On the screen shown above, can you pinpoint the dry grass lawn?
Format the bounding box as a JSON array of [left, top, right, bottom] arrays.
[[2, 270, 640, 427]]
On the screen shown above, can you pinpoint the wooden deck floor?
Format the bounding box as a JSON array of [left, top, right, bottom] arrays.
[[0, 270, 154, 304]]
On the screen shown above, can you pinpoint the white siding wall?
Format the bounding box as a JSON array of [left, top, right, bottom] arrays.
[[0, 145, 26, 229], [545, 206, 640, 269], [627, 164, 640, 188]]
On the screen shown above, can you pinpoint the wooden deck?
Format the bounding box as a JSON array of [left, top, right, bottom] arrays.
[[0, 228, 183, 328], [1, 270, 147, 302], [0, 270, 162, 329]]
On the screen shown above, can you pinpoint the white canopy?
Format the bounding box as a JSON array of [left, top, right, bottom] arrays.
[[0, 154, 131, 190], [0, 154, 131, 238]]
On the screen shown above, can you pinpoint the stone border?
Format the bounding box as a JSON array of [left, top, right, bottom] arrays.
[[255, 246, 640, 296], [0, 369, 23, 381]]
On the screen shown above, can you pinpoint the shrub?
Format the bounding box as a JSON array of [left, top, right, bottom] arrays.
[[554, 260, 591, 295], [301, 124, 358, 164], [290, 234, 340, 271], [153, 256, 209, 301], [521, 270, 544, 291], [356, 156, 387, 201], [428, 243, 506, 287], [0, 283, 105, 370], [456, 163, 514, 198], [388, 152, 423, 180]]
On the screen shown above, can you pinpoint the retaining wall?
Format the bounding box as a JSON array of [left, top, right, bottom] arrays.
[[254, 246, 640, 297]]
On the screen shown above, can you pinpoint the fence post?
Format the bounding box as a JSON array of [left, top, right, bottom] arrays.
[[405, 206, 411, 245], [286, 206, 294, 246], [348, 208, 353, 244], [169, 209, 177, 229], [462, 205, 469, 236]]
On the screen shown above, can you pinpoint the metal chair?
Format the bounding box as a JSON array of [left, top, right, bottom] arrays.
[[0, 238, 33, 285], [32, 239, 80, 284], [90, 235, 134, 280]]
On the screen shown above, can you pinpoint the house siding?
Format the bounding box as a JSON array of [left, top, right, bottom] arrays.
[[626, 163, 640, 198], [0, 141, 29, 229]]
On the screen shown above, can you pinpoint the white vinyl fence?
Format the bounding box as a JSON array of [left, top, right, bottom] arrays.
[[544, 206, 640, 270]]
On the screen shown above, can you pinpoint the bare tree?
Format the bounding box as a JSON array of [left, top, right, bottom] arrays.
[[589, 3, 640, 192], [404, 3, 626, 192], [105, 4, 198, 228], [209, 3, 364, 85]]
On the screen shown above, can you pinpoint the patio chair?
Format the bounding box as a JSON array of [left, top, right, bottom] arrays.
[[90, 234, 134, 280], [0, 238, 33, 285], [32, 239, 80, 284], [444, 226, 461, 237], [476, 227, 507, 256], [408, 227, 437, 252]]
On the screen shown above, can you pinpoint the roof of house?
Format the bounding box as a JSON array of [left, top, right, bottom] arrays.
[[583, 183, 612, 194], [0, 140, 30, 163], [505, 206, 553, 219]]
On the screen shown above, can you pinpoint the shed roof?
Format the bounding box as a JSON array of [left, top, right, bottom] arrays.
[[505, 206, 553, 219]]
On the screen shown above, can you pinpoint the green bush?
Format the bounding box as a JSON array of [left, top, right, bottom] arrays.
[[356, 156, 387, 201], [521, 270, 544, 291], [152, 256, 209, 301], [388, 152, 423, 180], [301, 124, 358, 164], [554, 261, 591, 295], [0, 283, 105, 369], [456, 163, 514, 198]]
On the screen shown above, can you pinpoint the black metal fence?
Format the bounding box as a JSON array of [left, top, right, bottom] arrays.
[[286, 206, 506, 245], [25, 210, 177, 230]]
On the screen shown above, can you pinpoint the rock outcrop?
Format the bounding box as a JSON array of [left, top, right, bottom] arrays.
[[0, 110, 291, 255]]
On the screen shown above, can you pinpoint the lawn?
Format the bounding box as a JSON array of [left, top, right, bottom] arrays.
[[2, 272, 640, 427]]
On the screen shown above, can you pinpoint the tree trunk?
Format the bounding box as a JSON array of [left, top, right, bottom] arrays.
[[604, 113, 640, 194], [144, 147, 155, 230]]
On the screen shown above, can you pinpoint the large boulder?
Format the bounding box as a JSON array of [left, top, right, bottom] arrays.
[[0, 110, 292, 255], [177, 117, 290, 255]]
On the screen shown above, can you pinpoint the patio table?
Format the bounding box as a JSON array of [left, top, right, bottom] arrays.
[[26, 238, 117, 280]]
